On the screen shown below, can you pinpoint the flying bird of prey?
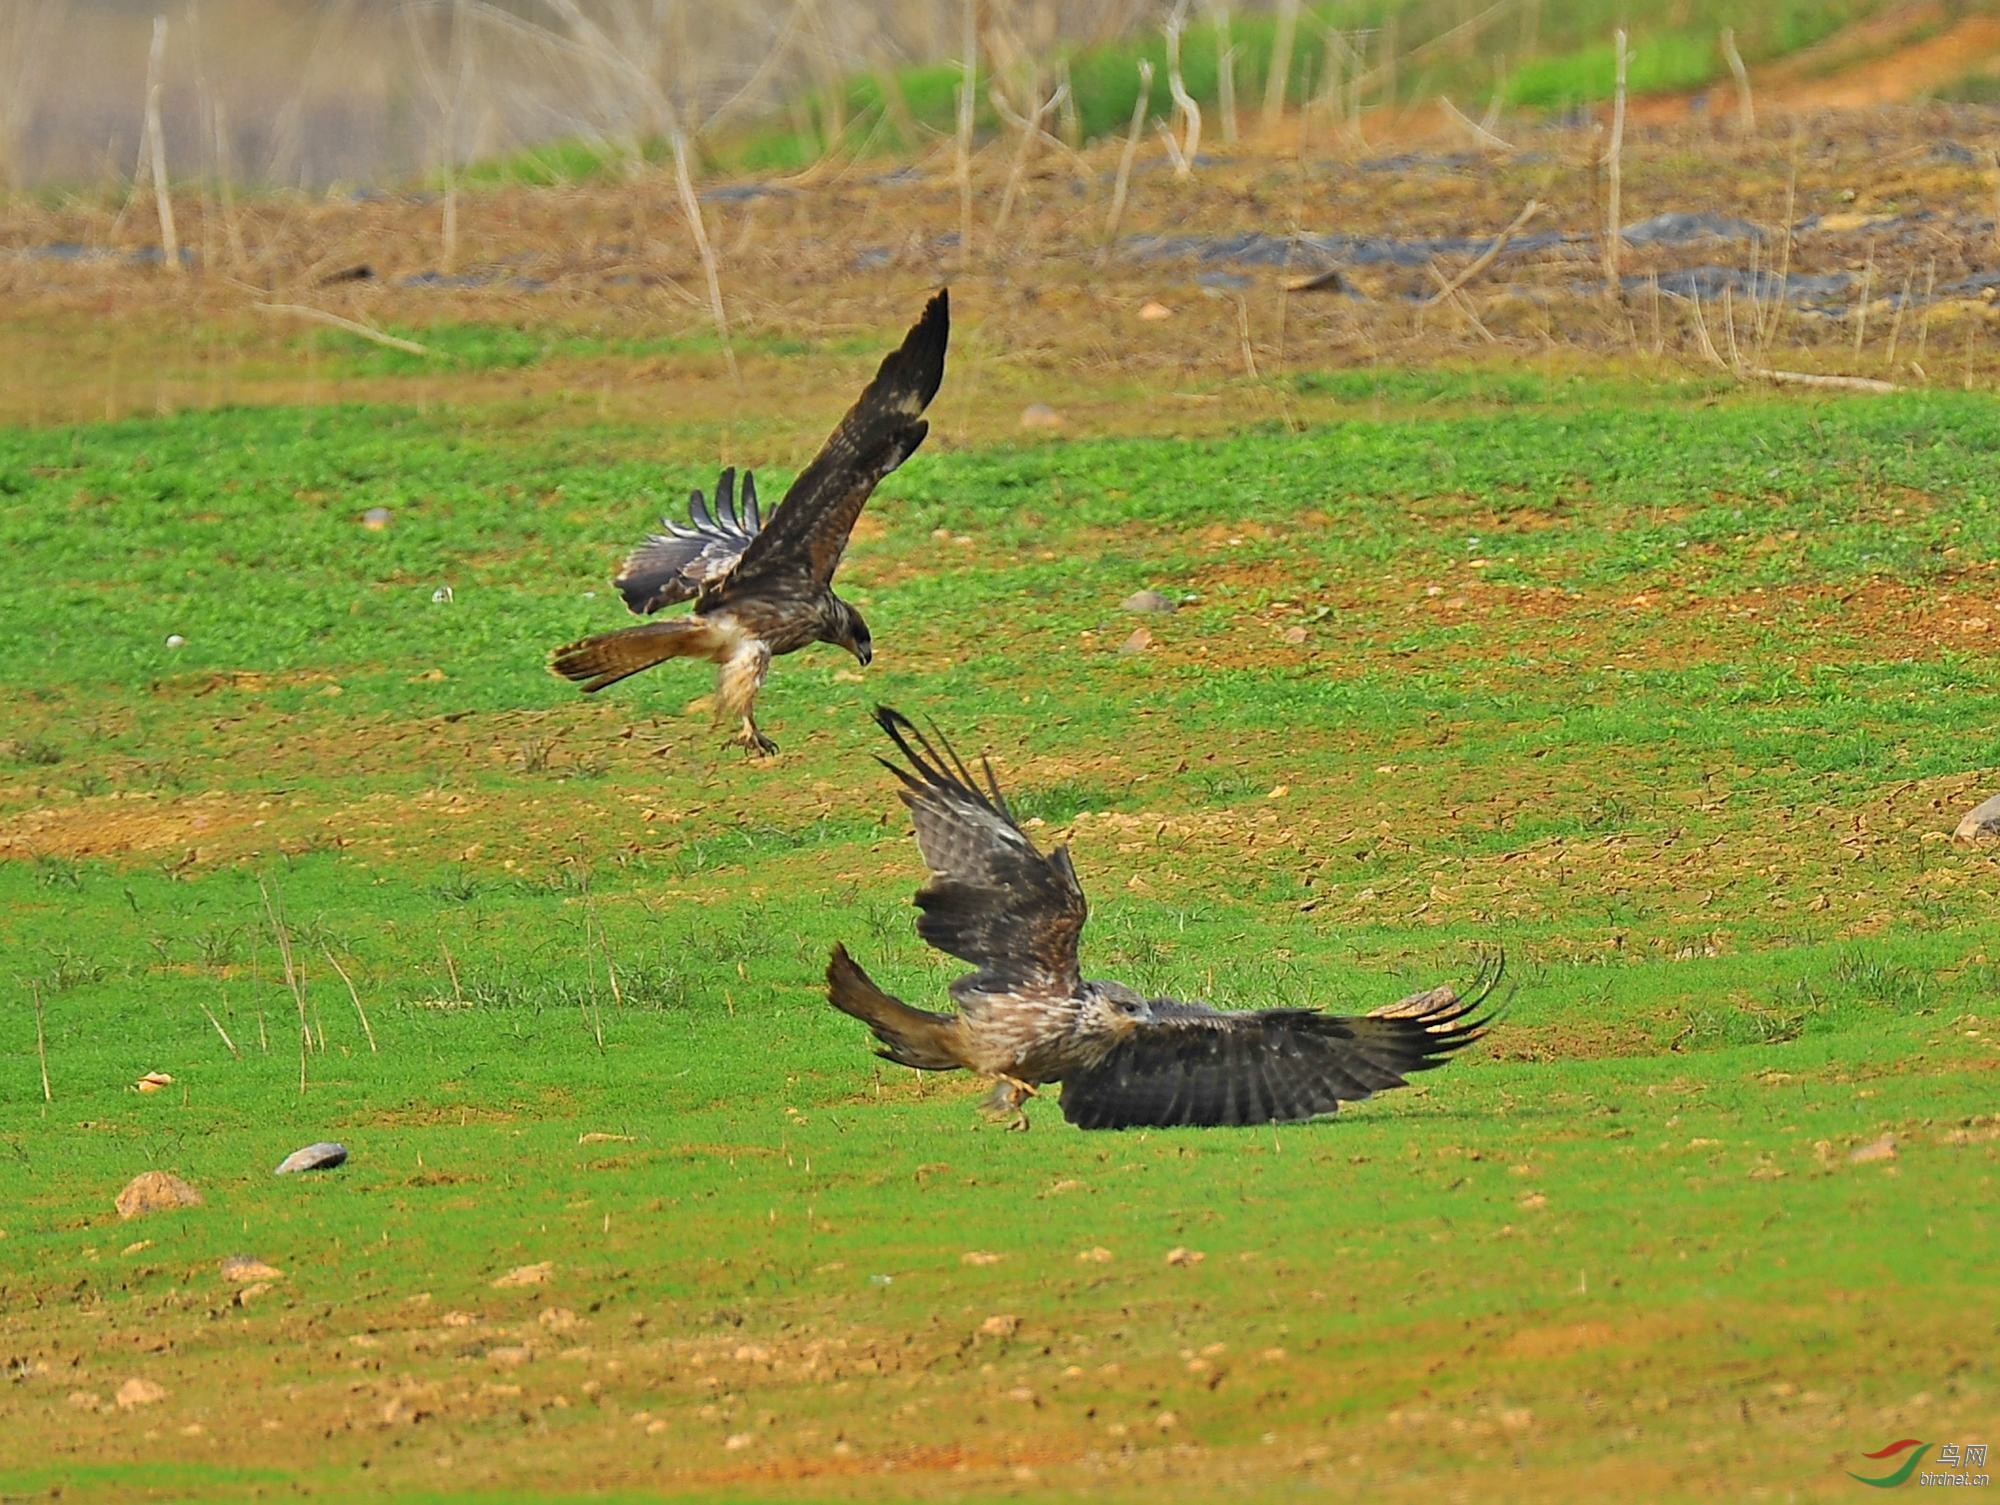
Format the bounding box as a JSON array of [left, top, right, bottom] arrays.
[[550, 291, 949, 754], [827, 708, 1501, 1130]]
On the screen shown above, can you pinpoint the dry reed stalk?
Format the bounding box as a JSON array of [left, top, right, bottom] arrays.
[[32, 982, 51, 1104], [1426, 262, 1496, 342], [199, 999, 241, 1059], [1720, 29, 1753, 134], [260, 878, 311, 1089], [1263, 0, 1299, 128], [1758, 151, 1797, 358], [254, 303, 432, 355], [145, 15, 181, 273], [1101, 59, 1153, 248], [671, 130, 738, 386], [989, 81, 1089, 185], [210, 101, 245, 272], [1991, 150, 2000, 255], [440, 942, 465, 1007], [1915, 256, 1937, 368], [956, 0, 976, 264], [1438, 94, 1511, 152], [322, 945, 377, 1053], [1746, 368, 1899, 393], [1211, 3, 1237, 146], [1602, 28, 1626, 293], [1164, 0, 1201, 176], [1423, 198, 1541, 306], [1234, 294, 1259, 378], [1852, 245, 1875, 357], [1885, 272, 1911, 369]]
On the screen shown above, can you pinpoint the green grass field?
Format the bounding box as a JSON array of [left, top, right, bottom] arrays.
[[1, 362, 1996, 1501]]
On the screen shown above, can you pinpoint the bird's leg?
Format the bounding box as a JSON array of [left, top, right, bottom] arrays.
[[980, 1075, 1038, 1132], [730, 715, 778, 757]]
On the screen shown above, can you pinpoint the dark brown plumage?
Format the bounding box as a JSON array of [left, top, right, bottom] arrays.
[[826, 708, 1502, 1130], [550, 290, 949, 754]]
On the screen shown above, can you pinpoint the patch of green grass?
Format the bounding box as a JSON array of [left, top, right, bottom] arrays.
[[2, 376, 1997, 1501]]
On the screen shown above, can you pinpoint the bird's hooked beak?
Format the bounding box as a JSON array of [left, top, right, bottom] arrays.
[[851, 639, 874, 668]]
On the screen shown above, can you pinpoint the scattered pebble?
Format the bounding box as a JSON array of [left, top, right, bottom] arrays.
[[221, 1256, 284, 1283], [133, 1072, 173, 1093], [274, 1142, 347, 1176], [1118, 628, 1153, 656], [537, 1307, 582, 1333], [961, 1251, 1004, 1267], [491, 1262, 553, 1289], [1165, 1247, 1205, 1267], [115, 1171, 202, 1220], [164, 634, 186, 649], [1121, 589, 1177, 614], [361, 507, 392, 531], [978, 1314, 1021, 1338], [724, 1432, 755, 1451], [1077, 1247, 1114, 1264], [1954, 793, 2000, 843], [431, 586, 454, 604], [1282, 625, 1309, 645], [1018, 403, 1065, 430], [1848, 1133, 1897, 1165], [115, 1377, 166, 1410], [1139, 301, 1174, 321], [67, 1391, 101, 1412]]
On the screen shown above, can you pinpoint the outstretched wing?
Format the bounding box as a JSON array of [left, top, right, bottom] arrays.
[[613, 468, 764, 614], [874, 705, 1086, 1006], [1059, 955, 1503, 1130], [716, 290, 948, 598]]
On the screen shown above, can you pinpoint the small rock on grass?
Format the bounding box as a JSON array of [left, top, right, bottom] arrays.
[[221, 1256, 284, 1283], [274, 1142, 348, 1176], [491, 1261, 554, 1289], [1953, 792, 2000, 843], [1121, 589, 1177, 614], [1848, 1133, 1897, 1165], [1019, 403, 1064, 430], [1118, 628, 1153, 656], [115, 1377, 166, 1410], [1139, 301, 1174, 321], [115, 1171, 202, 1220]]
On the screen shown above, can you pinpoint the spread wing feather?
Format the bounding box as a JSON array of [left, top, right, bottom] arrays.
[[717, 290, 949, 598], [873, 705, 1086, 1006], [1059, 956, 1503, 1130], [613, 468, 763, 614]]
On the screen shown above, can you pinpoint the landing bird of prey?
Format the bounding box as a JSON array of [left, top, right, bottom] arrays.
[[550, 290, 949, 754], [827, 708, 1501, 1131]]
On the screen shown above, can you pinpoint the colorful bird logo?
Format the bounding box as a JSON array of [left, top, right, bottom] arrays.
[[1849, 1440, 1930, 1488]]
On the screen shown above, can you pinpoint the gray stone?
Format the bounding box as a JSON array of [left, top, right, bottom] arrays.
[[1121, 590, 1177, 614], [274, 1142, 348, 1176], [1954, 792, 2000, 843]]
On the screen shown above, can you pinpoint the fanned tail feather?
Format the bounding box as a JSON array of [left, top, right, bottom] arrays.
[[825, 945, 964, 1071], [549, 619, 724, 693]]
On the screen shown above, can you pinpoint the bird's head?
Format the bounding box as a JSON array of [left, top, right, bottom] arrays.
[[1088, 982, 1155, 1037], [832, 600, 873, 667]]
